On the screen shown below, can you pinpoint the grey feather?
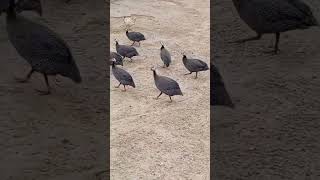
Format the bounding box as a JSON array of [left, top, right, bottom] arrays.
[[126, 31, 146, 42], [160, 45, 171, 67], [115, 41, 139, 59], [112, 62, 135, 88], [110, 51, 123, 66], [6, 6, 81, 83], [152, 69, 182, 96], [182, 55, 209, 73]]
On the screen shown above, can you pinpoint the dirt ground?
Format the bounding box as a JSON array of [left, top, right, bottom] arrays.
[[0, 1, 108, 180], [213, 0, 320, 179], [110, 0, 210, 179]]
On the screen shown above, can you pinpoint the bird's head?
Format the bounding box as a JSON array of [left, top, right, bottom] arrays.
[[15, 0, 42, 16], [160, 41, 165, 49], [150, 66, 156, 71], [114, 39, 118, 45]]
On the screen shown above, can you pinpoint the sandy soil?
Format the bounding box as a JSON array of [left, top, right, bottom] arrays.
[[212, 0, 320, 179], [0, 1, 108, 179], [110, 0, 210, 179]]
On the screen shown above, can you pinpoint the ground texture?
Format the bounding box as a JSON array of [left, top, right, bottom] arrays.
[[213, 0, 320, 179], [110, 0, 210, 179], [0, 1, 108, 179]]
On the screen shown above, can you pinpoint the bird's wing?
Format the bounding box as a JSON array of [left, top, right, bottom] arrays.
[[189, 59, 208, 69], [248, 0, 307, 23], [113, 67, 133, 82], [161, 49, 171, 61], [156, 76, 180, 92], [128, 32, 145, 40], [18, 17, 73, 64]]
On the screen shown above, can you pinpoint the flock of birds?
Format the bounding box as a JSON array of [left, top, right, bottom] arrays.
[[1, 0, 318, 107], [110, 17, 209, 102], [1, 0, 81, 95]]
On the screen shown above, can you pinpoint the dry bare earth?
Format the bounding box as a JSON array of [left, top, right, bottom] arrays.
[[110, 0, 210, 179], [0, 1, 108, 180], [213, 0, 320, 179]]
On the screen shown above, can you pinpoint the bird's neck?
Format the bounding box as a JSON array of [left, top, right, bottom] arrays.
[[153, 71, 158, 79], [182, 56, 187, 62]]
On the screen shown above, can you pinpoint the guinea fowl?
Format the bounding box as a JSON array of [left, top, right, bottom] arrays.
[[182, 54, 209, 79], [115, 40, 139, 62], [232, 0, 318, 53], [160, 42, 171, 68], [151, 67, 183, 102], [6, 0, 81, 95], [111, 61, 135, 91], [211, 64, 234, 108], [110, 51, 123, 66], [126, 30, 146, 46]]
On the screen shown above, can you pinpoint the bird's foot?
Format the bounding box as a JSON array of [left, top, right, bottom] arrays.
[[35, 89, 51, 95], [184, 72, 192, 75], [263, 49, 279, 55], [14, 77, 29, 83]]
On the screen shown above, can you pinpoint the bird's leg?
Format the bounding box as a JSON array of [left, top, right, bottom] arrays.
[[263, 33, 280, 55], [274, 32, 280, 54], [194, 72, 198, 79], [15, 69, 35, 83], [231, 34, 262, 44], [55, 76, 63, 87], [138, 41, 141, 46], [36, 74, 51, 95], [155, 92, 162, 99], [115, 83, 121, 88], [169, 96, 172, 102], [131, 41, 135, 46], [184, 72, 192, 75], [122, 85, 126, 91]]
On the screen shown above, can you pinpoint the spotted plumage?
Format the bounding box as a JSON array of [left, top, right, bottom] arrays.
[[182, 55, 209, 78], [232, 0, 318, 53], [151, 67, 183, 102]]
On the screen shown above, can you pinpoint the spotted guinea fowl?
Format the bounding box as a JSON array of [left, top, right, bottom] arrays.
[[211, 64, 234, 108], [126, 30, 146, 46], [115, 40, 139, 62], [110, 51, 123, 66], [6, 0, 81, 95], [111, 61, 135, 91], [232, 0, 318, 53], [151, 67, 183, 102], [160, 42, 171, 68], [182, 54, 209, 78]]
